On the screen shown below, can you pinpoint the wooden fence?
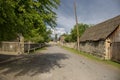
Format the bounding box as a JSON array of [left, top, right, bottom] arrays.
[[0, 41, 45, 55], [24, 43, 45, 53]]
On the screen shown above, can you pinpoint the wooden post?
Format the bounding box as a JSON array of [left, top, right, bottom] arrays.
[[74, 1, 80, 50], [28, 41, 30, 53]]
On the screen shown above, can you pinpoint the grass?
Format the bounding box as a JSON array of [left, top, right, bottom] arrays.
[[35, 47, 47, 52], [61, 45, 120, 69], [28, 47, 47, 54]]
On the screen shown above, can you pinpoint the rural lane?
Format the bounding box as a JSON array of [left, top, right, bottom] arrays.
[[0, 45, 120, 80]]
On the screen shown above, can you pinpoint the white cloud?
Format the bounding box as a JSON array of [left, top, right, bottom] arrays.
[[55, 28, 66, 35], [57, 12, 76, 32], [55, 0, 120, 33], [51, 27, 66, 37]]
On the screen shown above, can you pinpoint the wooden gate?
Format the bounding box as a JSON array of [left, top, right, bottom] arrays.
[[111, 42, 120, 63]]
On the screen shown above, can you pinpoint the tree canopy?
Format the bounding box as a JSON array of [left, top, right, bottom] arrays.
[[0, 0, 60, 42], [64, 23, 89, 42]]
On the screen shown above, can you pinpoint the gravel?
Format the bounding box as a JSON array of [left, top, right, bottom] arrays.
[[0, 45, 120, 80]]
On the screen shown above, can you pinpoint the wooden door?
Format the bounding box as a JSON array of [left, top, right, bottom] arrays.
[[111, 42, 120, 63]]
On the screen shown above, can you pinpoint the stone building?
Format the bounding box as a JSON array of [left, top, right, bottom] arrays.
[[80, 15, 120, 63]]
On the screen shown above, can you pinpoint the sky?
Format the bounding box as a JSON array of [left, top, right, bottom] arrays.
[[54, 0, 120, 35]]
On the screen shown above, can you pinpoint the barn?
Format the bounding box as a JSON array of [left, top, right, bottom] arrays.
[[80, 15, 120, 63]]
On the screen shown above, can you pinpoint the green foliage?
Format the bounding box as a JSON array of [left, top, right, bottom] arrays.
[[62, 23, 89, 42], [25, 28, 44, 43], [0, 0, 60, 42], [55, 34, 58, 42], [62, 34, 71, 42], [70, 23, 89, 42], [24, 27, 52, 43]]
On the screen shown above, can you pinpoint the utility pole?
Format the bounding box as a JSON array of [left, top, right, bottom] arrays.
[[74, 1, 80, 50]]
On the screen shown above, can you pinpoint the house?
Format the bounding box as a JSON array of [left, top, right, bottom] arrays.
[[80, 15, 120, 63], [59, 35, 65, 44]]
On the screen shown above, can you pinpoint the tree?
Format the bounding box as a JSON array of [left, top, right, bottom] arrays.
[[61, 34, 71, 42], [55, 34, 58, 42], [71, 23, 89, 42], [64, 35, 71, 42], [59, 23, 89, 43], [0, 0, 60, 42]]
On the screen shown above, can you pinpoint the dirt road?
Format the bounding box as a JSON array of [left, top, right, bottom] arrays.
[[0, 45, 120, 80]]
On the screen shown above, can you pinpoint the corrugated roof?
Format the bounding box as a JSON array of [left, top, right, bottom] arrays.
[[80, 15, 120, 42]]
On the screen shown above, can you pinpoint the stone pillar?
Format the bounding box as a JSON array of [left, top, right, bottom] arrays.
[[105, 39, 111, 60], [19, 34, 24, 54]]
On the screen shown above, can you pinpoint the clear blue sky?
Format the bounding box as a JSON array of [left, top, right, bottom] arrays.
[[55, 0, 120, 33]]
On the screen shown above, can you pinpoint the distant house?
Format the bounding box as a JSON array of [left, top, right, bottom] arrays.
[[80, 15, 120, 62], [59, 35, 65, 42]]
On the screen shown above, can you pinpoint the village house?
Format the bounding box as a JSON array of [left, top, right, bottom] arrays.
[[59, 35, 65, 44], [80, 15, 120, 63]]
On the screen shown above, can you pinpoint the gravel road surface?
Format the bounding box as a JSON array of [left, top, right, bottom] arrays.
[[0, 45, 120, 80]]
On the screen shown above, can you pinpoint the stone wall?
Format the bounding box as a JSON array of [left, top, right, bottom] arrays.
[[60, 42, 77, 49], [79, 40, 105, 58], [0, 42, 20, 55], [65, 42, 77, 49], [0, 41, 45, 55]]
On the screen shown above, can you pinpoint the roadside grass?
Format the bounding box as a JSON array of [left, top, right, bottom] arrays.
[[36, 47, 47, 52], [28, 47, 47, 54], [61, 45, 120, 69]]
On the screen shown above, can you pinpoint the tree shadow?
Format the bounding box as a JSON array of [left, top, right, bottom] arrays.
[[0, 54, 17, 63], [0, 53, 68, 77]]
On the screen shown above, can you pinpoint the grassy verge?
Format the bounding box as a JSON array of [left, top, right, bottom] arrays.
[[28, 47, 47, 54], [61, 45, 120, 69], [36, 47, 47, 52]]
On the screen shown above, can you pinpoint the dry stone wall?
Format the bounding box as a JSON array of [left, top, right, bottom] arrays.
[[79, 41, 105, 58]]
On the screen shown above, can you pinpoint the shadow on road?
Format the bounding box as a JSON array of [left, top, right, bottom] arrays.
[[0, 54, 17, 63], [0, 53, 68, 77]]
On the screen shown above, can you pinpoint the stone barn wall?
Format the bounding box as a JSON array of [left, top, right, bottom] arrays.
[[64, 42, 77, 49], [79, 40, 105, 58]]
